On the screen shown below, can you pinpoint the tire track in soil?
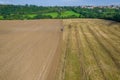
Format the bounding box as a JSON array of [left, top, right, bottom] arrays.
[[95, 22, 120, 38], [99, 26, 120, 42], [36, 42, 58, 80], [94, 27, 120, 54], [98, 26, 120, 45], [0, 34, 52, 80], [61, 24, 71, 80], [74, 26, 88, 80], [80, 26, 107, 80], [0, 20, 62, 80], [107, 28, 120, 38], [87, 25, 120, 70]]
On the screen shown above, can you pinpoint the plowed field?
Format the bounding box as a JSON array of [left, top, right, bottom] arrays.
[[0, 20, 62, 80]]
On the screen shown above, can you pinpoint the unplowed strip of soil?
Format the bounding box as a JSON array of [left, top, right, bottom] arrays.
[[0, 20, 62, 80]]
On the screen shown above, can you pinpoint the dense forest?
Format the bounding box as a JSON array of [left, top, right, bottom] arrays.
[[0, 4, 120, 21]]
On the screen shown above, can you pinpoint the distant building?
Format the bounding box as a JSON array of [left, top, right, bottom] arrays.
[[80, 5, 120, 9]]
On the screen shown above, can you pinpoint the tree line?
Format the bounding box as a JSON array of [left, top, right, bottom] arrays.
[[0, 4, 120, 22]]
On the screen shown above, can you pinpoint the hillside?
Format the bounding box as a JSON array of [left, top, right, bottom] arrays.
[[0, 4, 120, 21]]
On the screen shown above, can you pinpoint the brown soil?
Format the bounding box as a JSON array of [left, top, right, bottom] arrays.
[[0, 20, 62, 80]]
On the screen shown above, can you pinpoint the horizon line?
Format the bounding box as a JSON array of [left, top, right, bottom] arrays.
[[0, 3, 120, 7]]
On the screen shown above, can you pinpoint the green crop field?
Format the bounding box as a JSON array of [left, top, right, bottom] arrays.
[[26, 14, 37, 18], [57, 19, 120, 80], [44, 12, 58, 18], [0, 16, 3, 19], [61, 11, 80, 18]]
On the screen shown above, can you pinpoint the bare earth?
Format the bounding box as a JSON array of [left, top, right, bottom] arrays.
[[0, 20, 62, 80]]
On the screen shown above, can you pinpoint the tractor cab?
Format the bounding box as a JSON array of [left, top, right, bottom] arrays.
[[61, 28, 63, 31]]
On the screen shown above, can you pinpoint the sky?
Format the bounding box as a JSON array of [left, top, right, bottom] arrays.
[[0, 0, 120, 6]]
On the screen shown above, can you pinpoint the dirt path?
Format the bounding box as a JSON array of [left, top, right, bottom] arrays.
[[0, 20, 62, 80]]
